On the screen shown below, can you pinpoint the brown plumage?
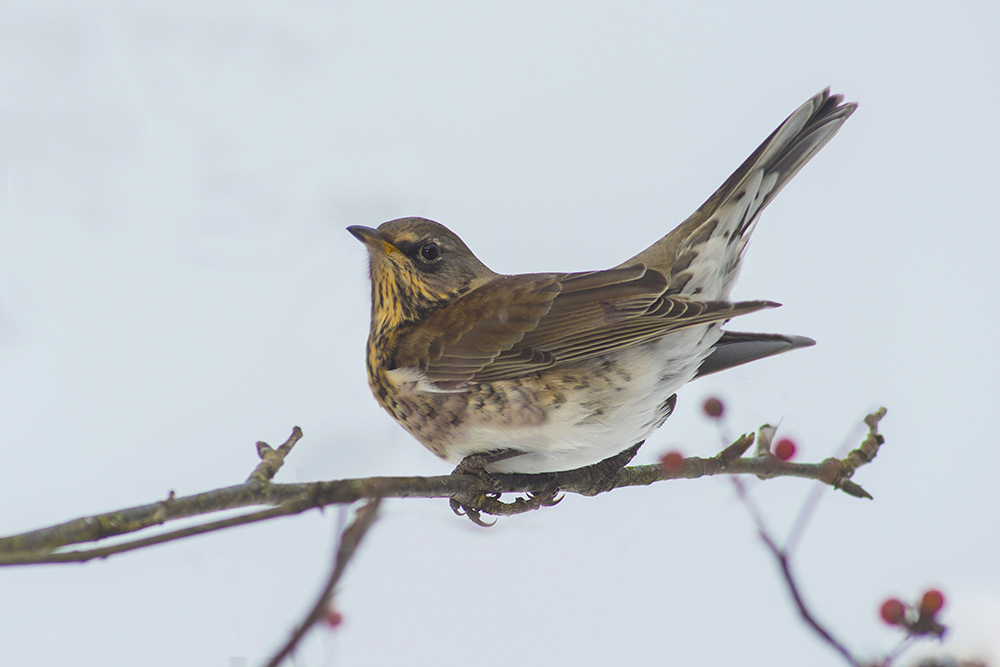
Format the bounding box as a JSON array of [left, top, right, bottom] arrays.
[[350, 89, 856, 474]]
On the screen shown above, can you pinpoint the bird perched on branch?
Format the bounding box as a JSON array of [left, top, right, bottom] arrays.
[[350, 89, 855, 475]]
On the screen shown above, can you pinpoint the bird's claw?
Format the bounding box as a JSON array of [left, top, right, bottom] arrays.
[[449, 497, 497, 527], [527, 490, 563, 507], [448, 486, 563, 527]]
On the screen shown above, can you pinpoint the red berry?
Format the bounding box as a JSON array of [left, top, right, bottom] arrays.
[[703, 398, 725, 418], [880, 598, 906, 625], [323, 608, 344, 628], [920, 589, 945, 615], [660, 451, 684, 473], [774, 438, 797, 461]]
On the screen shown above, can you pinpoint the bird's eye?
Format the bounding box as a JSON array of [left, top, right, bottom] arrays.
[[419, 242, 441, 262]]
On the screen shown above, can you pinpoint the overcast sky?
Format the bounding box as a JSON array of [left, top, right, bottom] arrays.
[[4, 1, 999, 666]]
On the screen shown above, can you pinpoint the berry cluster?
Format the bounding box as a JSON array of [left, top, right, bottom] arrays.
[[879, 589, 947, 638]]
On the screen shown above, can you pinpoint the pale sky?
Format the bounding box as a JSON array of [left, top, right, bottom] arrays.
[[3, 2, 999, 666]]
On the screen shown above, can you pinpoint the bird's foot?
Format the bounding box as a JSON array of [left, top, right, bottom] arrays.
[[449, 487, 563, 527], [449, 449, 562, 526]]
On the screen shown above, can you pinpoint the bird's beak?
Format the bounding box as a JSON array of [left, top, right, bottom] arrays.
[[347, 225, 398, 256]]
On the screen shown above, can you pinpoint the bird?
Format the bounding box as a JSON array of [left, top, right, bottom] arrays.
[[349, 89, 856, 476]]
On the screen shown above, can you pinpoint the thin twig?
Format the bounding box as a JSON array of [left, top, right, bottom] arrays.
[[248, 427, 304, 483], [730, 410, 891, 666], [880, 634, 918, 667], [262, 498, 381, 667], [785, 409, 885, 555], [733, 477, 862, 667], [784, 482, 826, 557]]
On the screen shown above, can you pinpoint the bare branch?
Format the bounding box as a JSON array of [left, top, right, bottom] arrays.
[[733, 477, 862, 667], [786, 408, 887, 554], [0, 411, 888, 564], [262, 498, 381, 667], [4, 502, 313, 564], [731, 408, 898, 667]]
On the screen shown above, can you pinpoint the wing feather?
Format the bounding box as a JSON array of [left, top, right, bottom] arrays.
[[393, 264, 779, 387]]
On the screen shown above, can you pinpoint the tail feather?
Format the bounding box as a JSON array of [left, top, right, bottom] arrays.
[[693, 331, 816, 379], [621, 89, 856, 301]]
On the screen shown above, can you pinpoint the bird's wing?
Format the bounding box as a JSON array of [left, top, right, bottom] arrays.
[[389, 272, 565, 388], [619, 89, 856, 300], [393, 265, 776, 387], [475, 270, 776, 382]]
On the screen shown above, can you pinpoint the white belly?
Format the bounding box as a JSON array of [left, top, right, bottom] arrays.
[[456, 323, 723, 473]]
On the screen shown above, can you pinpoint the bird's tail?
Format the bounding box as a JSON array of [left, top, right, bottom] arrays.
[[622, 89, 856, 300]]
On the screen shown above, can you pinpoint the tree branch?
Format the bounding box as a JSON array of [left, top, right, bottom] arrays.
[[0, 409, 886, 565], [734, 476, 862, 666], [730, 407, 936, 667], [262, 498, 381, 667]]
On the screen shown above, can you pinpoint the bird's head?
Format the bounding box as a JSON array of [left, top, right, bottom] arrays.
[[348, 217, 497, 328]]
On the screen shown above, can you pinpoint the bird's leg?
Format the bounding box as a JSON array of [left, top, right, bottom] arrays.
[[574, 441, 644, 496], [451, 448, 525, 490]]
